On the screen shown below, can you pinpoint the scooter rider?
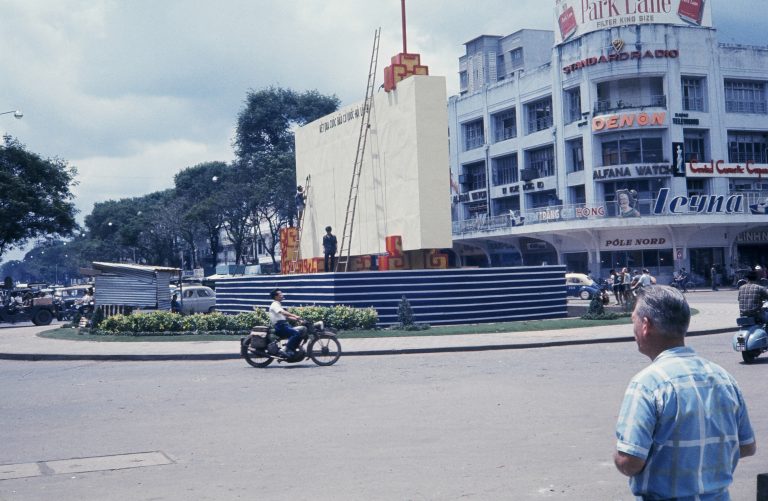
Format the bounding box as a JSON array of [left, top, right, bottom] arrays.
[[737, 271, 768, 322], [268, 289, 304, 358]]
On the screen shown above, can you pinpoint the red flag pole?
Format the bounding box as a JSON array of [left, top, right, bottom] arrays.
[[401, 0, 407, 53]]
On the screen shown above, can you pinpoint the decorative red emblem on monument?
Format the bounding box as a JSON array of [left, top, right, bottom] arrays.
[[383, 0, 429, 93]]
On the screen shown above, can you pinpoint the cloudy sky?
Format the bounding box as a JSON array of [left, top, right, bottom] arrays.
[[1, 0, 764, 261]]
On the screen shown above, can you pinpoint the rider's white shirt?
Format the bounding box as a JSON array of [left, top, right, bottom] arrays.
[[269, 301, 286, 324]]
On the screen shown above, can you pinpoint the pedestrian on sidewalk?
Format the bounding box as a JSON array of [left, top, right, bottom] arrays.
[[610, 269, 622, 306], [614, 286, 756, 500], [711, 264, 719, 291]]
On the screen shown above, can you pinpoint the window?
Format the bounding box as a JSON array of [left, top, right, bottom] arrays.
[[510, 47, 524, 70], [492, 108, 517, 142], [462, 162, 486, 191], [564, 87, 582, 124], [566, 138, 584, 172], [497, 54, 506, 81], [681, 77, 705, 112], [601, 136, 663, 166], [686, 178, 707, 198], [493, 196, 520, 214], [728, 131, 768, 163], [724, 80, 767, 114], [462, 119, 484, 151], [683, 131, 707, 162], [459, 71, 468, 92], [197, 289, 211, 298], [569, 185, 586, 204], [492, 154, 518, 185], [527, 190, 559, 209], [527, 146, 555, 177], [526, 97, 553, 134], [488, 51, 497, 84]]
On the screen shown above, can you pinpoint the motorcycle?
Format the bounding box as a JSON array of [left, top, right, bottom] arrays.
[[733, 305, 768, 363], [240, 320, 342, 368]]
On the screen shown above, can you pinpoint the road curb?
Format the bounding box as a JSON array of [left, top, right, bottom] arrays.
[[0, 327, 734, 362]]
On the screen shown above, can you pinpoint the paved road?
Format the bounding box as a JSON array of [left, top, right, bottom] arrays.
[[0, 329, 764, 500], [0, 290, 742, 360]]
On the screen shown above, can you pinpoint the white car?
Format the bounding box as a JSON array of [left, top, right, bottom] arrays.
[[179, 285, 216, 314]]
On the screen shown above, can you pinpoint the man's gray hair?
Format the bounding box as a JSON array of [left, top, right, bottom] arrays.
[[634, 285, 690, 338]]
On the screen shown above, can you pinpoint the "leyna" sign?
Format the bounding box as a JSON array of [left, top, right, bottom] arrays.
[[652, 188, 743, 215]]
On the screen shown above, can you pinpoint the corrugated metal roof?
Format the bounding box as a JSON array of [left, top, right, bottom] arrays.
[[92, 262, 181, 274]]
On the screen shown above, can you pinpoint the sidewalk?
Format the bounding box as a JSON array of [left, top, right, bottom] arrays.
[[0, 291, 739, 361]]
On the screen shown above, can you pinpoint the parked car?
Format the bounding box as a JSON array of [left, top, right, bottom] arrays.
[[565, 273, 602, 300], [54, 285, 92, 310], [0, 287, 57, 326], [179, 285, 216, 314]]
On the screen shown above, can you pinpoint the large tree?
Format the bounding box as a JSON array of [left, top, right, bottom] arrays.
[[234, 87, 340, 266], [235, 87, 340, 160], [0, 135, 78, 260], [174, 161, 228, 269]]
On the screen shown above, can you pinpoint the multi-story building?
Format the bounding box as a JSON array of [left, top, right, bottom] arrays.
[[449, 2, 768, 286]]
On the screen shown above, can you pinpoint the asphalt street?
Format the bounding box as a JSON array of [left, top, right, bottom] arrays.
[[0, 328, 764, 500]]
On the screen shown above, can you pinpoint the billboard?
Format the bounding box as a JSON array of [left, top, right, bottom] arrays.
[[554, 0, 713, 45], [294, 75, 452, 260]]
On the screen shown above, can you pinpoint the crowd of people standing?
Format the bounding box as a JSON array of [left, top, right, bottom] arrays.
[[607, 268, 655, 306]]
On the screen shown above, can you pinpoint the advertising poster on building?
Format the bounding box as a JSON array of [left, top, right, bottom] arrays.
[[671, 142, 686, 177], [554, 0, 713, 45]]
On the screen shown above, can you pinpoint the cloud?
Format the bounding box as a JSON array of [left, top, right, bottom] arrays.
[[0, 0, 763, 264]]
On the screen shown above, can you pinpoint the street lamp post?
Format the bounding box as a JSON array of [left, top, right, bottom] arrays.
[[0, 110, 23, 119]]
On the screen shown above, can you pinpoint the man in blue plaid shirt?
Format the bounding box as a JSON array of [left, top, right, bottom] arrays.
[[614, 286, 756, 500]]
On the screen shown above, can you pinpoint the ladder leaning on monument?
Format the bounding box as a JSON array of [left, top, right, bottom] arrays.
[[335, 27, 381, 273], [287, 174, 311, 274]]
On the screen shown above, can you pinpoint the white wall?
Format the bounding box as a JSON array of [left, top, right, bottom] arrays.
[[295, 75, 452, 258]]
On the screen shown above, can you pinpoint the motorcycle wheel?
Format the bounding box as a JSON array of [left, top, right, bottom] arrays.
[[308, 334, 341, 366], [243, 346, 274, 368], [741, 349, 760, 364]]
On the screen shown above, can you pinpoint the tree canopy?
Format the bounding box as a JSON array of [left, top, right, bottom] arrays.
[[1, 86, 341, 283], [0, 135, 78, 260]]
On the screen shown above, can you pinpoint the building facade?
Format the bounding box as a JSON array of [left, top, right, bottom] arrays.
[[448, 3, 768, 286]]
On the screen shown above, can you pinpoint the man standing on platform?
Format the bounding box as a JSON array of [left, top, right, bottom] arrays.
[[323, 226, 337, 272]]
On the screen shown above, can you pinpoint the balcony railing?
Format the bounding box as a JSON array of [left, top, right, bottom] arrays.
[[494, 126, 517, 142], [682, 97, 704, 112], [464, 136, 485, 151], [593, 95, 666, 114], [452, 192, 768, 235]]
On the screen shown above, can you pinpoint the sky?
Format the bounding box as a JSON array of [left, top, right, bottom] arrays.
[[1, 0, 765, 262]]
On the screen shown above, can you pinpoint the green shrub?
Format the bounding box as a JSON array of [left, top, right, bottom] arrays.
[[290, 305, 378, 330], [97, 305, 374, 335], [397, 295, 415, 327]]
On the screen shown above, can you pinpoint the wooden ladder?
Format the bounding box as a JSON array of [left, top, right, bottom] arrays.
[[288, 174, 311, 273], [335, 28, 380, 272]]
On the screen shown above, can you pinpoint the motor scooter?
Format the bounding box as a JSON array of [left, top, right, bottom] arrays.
[[240, 320, 341, 368], [733, 305, 768, 363]]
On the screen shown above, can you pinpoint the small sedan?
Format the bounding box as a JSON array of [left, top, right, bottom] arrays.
[[565, 273, 602, 300], [179, 285, 216, 314]]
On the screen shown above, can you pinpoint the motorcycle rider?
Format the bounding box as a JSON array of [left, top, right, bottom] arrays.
[[737, 271, 768, 323], [268, 289, 304, 358]]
